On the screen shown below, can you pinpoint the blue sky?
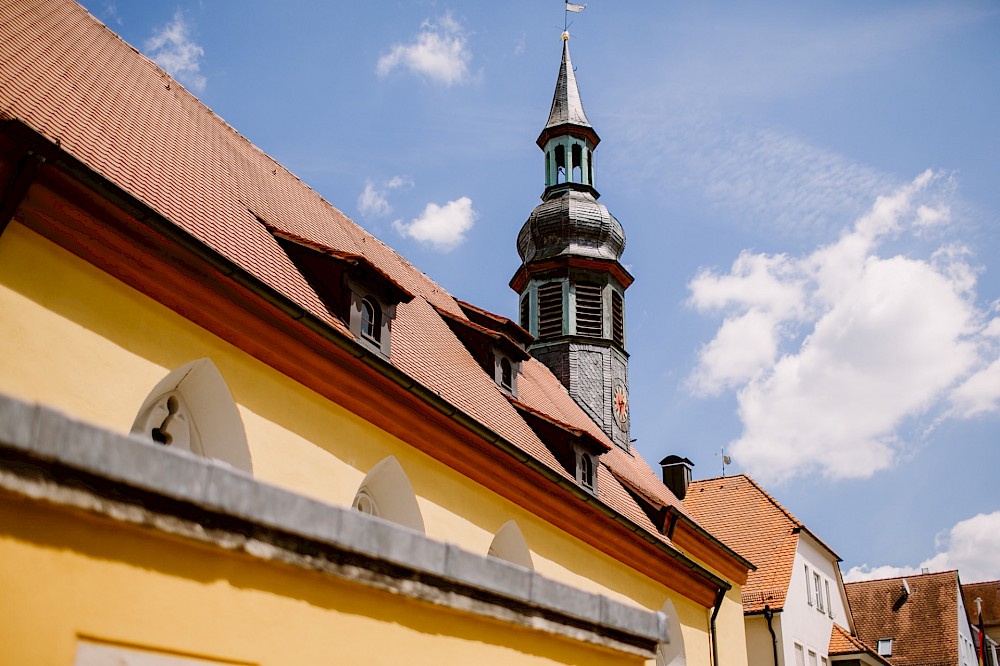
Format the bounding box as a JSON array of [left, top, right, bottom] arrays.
[[79, 1, 1000, 583]]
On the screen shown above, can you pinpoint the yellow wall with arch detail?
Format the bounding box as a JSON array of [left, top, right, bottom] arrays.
[[0, 221, 741, 666], [0, 492, 646, 666]]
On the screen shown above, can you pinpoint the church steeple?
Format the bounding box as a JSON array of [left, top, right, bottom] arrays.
[[537, 33, 600, 195], [511, 33, 633, 451]]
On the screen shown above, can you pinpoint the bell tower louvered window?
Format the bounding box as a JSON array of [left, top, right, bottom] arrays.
[[537, 282, 564, 339], [520, 293, 530, 331], [611, 290, 624, 347], [575, 283, 603, 338]]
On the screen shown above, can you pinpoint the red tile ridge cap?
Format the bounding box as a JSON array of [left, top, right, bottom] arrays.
[[692, 473, 842, 562], [844, 569, 960, 587]]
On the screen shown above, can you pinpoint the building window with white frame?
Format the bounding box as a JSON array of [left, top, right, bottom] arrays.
[[805, 565, 813, 605], [794, 643, 805, 666], [814, 571, 824, 611], [824, 579, 833, 618], [808, 649, 818, 666], [877, 639, 892, 657]]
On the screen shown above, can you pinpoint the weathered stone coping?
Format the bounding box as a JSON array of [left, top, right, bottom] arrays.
[[0, 393, 668, 657]]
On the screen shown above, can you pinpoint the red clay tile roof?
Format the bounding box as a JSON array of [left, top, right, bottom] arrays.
[[829, 624, 895, 666], [846, 570, 961, 666], [0, 0, 716, 565], [963, 580, 1000, 629], [683, 475, 801, 612]]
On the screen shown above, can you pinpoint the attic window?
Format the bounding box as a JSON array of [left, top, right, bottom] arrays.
[[361, 298, 382, 342], [611, 290, 624, 347], [500, 357, 513, 391], [577, 450, 596, 492], [575, 283, 603, 338], [877, 639, 892, 657], [537, 282, 564, 339]]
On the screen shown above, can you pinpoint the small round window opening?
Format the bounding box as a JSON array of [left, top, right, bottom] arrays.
[[360, 297, 382, 342]]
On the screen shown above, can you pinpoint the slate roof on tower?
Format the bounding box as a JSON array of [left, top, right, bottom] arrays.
[[0, 0, 750, 596], [538, 34, 599, 148]]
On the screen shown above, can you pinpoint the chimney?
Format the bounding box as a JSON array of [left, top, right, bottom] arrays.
[[659, 455, 694, 500]]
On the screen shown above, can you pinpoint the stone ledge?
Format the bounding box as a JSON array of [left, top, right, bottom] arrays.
[[0, 392, 669, 655]]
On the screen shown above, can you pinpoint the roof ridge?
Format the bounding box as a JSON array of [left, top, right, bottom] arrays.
[[845, 569, 960, 585], [692, 474, 846, 561]]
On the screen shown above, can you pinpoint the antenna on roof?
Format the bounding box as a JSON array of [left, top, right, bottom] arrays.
[[718, 447, 732, 477]]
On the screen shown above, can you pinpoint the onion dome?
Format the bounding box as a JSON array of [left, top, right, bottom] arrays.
[[516, 188, 626, 263]]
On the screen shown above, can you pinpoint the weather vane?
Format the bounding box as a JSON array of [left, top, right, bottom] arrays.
[[564, 1, 586, 34]]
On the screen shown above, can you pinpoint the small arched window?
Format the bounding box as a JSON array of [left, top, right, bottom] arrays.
[[360, 297, 382, 342], [578, 451, 595, 491], [571, 144, 583, 183]]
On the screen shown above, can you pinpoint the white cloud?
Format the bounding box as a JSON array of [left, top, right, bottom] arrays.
[[377, 14, 472, 86], [687, 172, 996, 483], [145, 10, 206, 92], [357, 176, 413, 219], [394, 196, 476, 252], [844, 511, 1000, 584]]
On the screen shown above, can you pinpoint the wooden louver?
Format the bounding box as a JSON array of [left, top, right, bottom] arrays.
[[575, 283, 603, 338], [612, 290, 624, 347], [537, 282, 564, 339]]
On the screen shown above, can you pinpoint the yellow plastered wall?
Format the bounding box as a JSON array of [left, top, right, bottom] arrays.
[[0, 491, 643, 666], [0, 221, 739, 666]]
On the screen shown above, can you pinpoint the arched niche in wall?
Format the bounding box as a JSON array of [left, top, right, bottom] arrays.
[[487, 520, 534, 570], [130, 358, 253, 474], [352, 455, 425, 534], [656, 599, 687, 666]]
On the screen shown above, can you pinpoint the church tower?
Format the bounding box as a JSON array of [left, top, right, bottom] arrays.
[[511, 33, 633, 451]]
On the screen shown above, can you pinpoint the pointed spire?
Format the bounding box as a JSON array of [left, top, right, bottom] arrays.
[[537, 33, 600, 149]]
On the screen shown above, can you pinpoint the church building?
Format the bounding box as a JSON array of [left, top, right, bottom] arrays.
[[0, 1, 753, 664]]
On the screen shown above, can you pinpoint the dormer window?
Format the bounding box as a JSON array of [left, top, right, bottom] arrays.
[[507, 398, 609, 497], [360, 297, 382, 343], [437, 301, 532, 397], [256, 216, 414, 362]]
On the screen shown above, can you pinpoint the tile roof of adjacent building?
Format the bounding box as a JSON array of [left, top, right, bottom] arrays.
[[0, 0, 739, 585], [683, 474, 840, 613], [846, 570, 962, 666], [829, 623, 895, 666], [963, 580, 1000, 628]]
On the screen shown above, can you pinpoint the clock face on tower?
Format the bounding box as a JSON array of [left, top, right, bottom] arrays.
[[612, 381, 629, 426]]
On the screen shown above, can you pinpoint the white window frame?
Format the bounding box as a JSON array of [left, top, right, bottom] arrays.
[[805, 565, 813, 605], [814, 571, 824, 611], [877, 639, 892, 657]]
